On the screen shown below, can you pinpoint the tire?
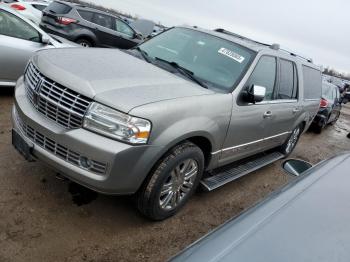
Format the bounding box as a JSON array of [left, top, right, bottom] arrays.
[[280, 124, 302, 156], [76, 38, 93, 47], [136, 141, 204, 221]]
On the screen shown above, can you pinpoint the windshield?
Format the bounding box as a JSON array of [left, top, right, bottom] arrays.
[[139, 27, 255, 92]]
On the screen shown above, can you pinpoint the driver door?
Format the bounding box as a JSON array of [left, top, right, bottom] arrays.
[[0, 9, 46, 84], [219, 56, 277, 165]]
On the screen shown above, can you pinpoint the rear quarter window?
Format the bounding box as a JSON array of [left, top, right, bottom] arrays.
[[77, 10, 94, 22], [46, 2, 72, 14], [302, 66, 322, 100]]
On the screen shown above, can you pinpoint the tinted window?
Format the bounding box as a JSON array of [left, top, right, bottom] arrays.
[[140, 28, 255, 92], [93, 13, 113, 29], [278, 59, 298, 99], [246, 56, 276, 101], [0, 10, 41, 42], [303, 66, 322, 99], [78, 10, 94, 22], [115, 19, 134, 38], [46, 2, 72, 14], [32, 4, 47, 11]]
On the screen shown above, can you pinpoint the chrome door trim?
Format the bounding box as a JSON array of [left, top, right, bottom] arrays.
[[212, 131, 291, 155], [258, 99, 298, 105], [304, 98, 320, 101]]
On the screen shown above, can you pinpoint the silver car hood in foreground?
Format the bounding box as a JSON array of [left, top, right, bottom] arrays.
[[171, 153, 350, 262], [33, 48, 213, 113]]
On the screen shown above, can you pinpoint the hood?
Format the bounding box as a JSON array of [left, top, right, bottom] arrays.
[[33, 48, 213, 112]]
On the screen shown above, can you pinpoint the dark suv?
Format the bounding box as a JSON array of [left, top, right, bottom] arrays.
[[40, 1, 143, 48]]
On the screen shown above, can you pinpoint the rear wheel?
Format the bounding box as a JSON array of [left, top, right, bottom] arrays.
[[280, 125, 302, 156], [136, 142, 204, 221], [76, 38, 93, 47]]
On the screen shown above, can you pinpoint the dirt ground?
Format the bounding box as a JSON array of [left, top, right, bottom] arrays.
[[1, 87, 350, 262]]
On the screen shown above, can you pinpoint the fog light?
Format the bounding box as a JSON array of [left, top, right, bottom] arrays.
[[80, 156, 92, 169]]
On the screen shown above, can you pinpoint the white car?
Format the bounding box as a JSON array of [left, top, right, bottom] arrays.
[[0, 5, 77, 87], [3, 0, 48, 24]]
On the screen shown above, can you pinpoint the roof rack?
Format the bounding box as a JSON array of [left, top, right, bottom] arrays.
[[214, 28, 271, 48], [214, 28, 313, 64], [279, 48, 313, 63]]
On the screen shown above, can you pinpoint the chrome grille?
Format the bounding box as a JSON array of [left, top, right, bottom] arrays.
[[16, 110, 107, 175], [24, 62, 92, 129]]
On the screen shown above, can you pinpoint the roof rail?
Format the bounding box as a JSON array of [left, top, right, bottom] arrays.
[[214, 28, 314, 64], [279, 48, 313, 63], [214, 28, 271, 47]]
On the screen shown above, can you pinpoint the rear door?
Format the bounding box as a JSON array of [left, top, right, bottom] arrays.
[[0, 9, 46, 83], [91, 12, 119, 47], [264, 58, 301, 149], [113, 18, 139, 49]]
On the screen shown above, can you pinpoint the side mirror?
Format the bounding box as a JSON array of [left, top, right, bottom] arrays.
[[282, 159, 313, 177], [243, 84, 266, 103], [41, 34, 51, 45], [134, 32, 143, 40]]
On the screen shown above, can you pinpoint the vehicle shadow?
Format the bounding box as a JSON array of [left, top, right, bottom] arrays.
[[0, 86, 14, 96]]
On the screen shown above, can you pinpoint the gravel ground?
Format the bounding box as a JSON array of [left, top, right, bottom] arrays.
[[1, 87, 350, 262]]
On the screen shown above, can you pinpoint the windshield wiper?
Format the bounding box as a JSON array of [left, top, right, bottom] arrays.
[[154, 57, 208, 89], [134, 47, 151, 63]]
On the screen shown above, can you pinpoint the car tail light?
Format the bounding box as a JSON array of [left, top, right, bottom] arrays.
[[56, 17, 77, 25], [320, 98, 328, 108], [11, 4, 26, 11]]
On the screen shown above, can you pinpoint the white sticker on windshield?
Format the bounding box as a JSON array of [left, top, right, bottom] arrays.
[[218, 48, 245, 63]]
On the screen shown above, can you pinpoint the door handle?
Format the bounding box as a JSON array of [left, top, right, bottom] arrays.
[[263, 111, 272, 118], [292, 107, 300, 113]]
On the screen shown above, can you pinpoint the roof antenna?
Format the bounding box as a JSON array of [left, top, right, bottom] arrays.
[[270, 43, 280, 50]]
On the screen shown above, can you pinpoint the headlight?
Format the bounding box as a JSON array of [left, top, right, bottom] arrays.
[[83, 103, 151, 144]]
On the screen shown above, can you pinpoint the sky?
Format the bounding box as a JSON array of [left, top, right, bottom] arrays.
[[91, 0, 349, 73]]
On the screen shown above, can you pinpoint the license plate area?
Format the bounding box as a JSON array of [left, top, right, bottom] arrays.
[[12, 129, 35, 162]]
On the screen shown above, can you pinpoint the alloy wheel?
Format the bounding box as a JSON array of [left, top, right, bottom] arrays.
[[159, 159, 198, 211]]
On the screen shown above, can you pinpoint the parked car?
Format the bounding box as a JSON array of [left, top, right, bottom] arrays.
[[40, 1, 143, 48], [0, 5, 76, 87], [171, 152, 350, 262], [6, 1, 48, 24], [11, 26, 322, 220], [311, 81, 344, 133]]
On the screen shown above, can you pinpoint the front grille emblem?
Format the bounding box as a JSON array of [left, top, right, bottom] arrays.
[[33, 78, 43, 106]]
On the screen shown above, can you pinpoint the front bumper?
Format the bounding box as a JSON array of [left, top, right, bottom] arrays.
[[12, 77, 164, 195]]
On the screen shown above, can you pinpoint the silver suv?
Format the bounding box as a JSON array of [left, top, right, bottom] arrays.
[[12, 27, 322, 220]]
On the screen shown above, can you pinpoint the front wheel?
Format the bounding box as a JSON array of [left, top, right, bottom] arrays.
[[280, 125, 302, 156], [136, 142, 204, 221]]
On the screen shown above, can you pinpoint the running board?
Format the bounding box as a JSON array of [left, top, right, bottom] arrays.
[[200, 152, 285, 191]]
